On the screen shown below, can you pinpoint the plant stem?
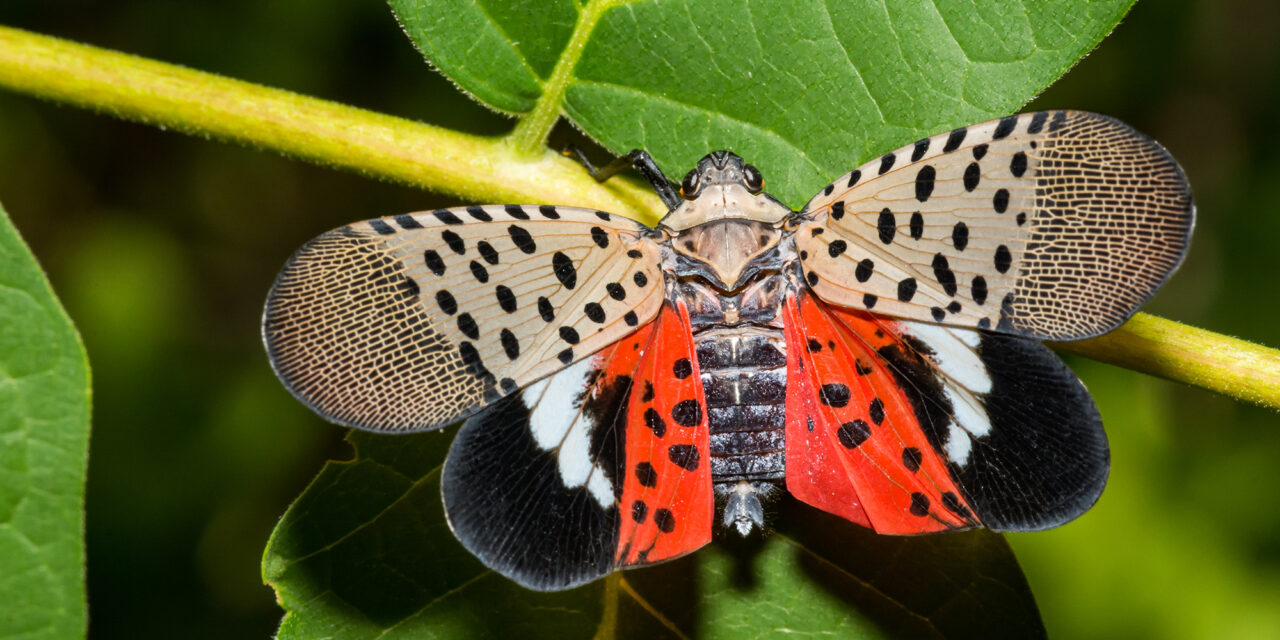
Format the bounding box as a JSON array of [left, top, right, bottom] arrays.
[[509, 0, 618, 155], [1052, 313, 1280, 410], [0, 25, 665, 222], [0, 26, 1276, 408]]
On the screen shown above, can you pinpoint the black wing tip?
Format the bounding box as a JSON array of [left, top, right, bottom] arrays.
[[441, 395, 621, 591], [964, 333, 1111, 532]]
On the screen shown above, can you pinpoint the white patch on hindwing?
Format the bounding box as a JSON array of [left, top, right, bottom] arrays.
[[902, 323, 991, 393], [523, 358, 615, 508], [899, 321, 993, 467]]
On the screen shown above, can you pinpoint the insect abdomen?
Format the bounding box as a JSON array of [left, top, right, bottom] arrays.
[[694, 327, 787, 484]]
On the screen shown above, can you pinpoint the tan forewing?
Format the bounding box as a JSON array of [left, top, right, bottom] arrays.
[[797, 110, 1194, 341], [263, 205, 664, 432]]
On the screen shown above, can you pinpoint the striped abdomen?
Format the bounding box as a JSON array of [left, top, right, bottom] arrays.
[[693, 326, 788, 485]]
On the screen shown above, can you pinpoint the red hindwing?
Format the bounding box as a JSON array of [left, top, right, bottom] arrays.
[[613, 301, 713, 565], [783, 291, 978, 534]]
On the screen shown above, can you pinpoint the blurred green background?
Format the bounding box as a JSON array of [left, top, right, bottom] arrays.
[[1, 1, 1278, 637]]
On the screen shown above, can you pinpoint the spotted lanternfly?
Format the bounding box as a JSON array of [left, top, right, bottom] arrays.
[[263, 111, 1194, 591]]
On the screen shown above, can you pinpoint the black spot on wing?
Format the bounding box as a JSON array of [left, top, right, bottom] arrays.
[[552, 252, 578, 289], [394, 214, 423, 229], [538, 296, 556, 322], [902, 447, 922, 472], [909, 493, 930, 517], [433, 209, 463, 225], [915, 166, 936, 202], [591, 226, 610, 249], [993, 189, 1010, 213], [559, 326, 580, 345], [993, 115, 1018, 140], [897, 278, 917, 302], [635, 462, 658, 487], [964, 162, 981, 192], [671, 399, 702, 427], [952, 222, 969, 252], [972, 276, 988, 305], [477, 241, 500, 265], [632, 500, 648, 522], [1010, 152, 1028, 177], [442, 230, 465, 254], [855, 259, 874, 283], [654, 508, 676, 533], [435, 290, 457, 315], [469, 260, 489, 283], [1027, 111, 1048, 134], [496, 285, 517, 312], [837, 420, 870, 448], [509, 225, 537, 254], [932, 253, 957, 297], [912, 138, 930, 162], [868, 398, 885, 425], [424, 250, 446, 276], [668, 444, 700, 471], [994, 245, 1012, 274], [457, 313, 480, 340], [877, 209, 896, 244], [644, 408, 666, 437], [818, 383, 850, 408], [878, 153, 896, 175]]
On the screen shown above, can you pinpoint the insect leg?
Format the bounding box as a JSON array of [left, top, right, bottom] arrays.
[[563, 147, 680, 211]]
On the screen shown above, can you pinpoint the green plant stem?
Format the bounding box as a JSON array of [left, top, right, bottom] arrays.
[[508, 0, 616, 155], [0, 25, 1276, 409], [1052, 313, 1280, 410], [0, 25, 665, 221]]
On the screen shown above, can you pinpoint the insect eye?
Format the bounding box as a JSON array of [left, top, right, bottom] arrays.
[[681, 170, 701, 200], [742, 164, 763, 193]]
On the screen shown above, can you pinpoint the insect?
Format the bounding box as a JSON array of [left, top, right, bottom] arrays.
[[263, 111, 1193, 591]]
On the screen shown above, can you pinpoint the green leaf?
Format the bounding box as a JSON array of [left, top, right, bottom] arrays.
[[265, 430, 1042, 638], [0, 203, 90, 639], [391, 0, 1136, 206]]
